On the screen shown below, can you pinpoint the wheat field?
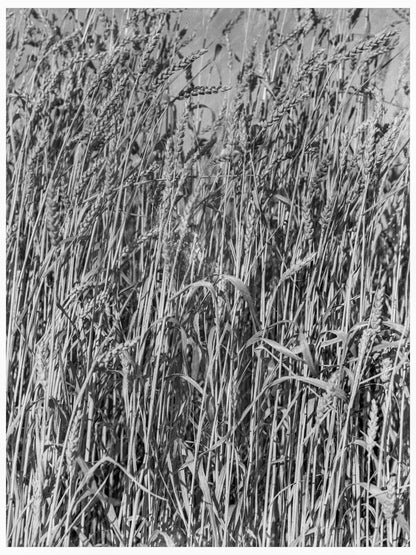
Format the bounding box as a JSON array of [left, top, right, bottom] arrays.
[[6, 7, 410, 547]]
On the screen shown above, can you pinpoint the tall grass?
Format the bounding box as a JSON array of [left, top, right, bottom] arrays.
[[6, 8, 409, 547]]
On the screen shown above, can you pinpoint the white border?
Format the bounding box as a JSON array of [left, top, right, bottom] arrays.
[[2, 2, 414, 9], [1, 3, 413, 553]]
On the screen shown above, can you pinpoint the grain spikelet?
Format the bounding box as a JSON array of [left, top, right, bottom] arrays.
[[280, 252, 317, 283], [310, 153, 332, 196], [244, 204, 256, 254], [31, 472, 43, 541], [34, 335, 49, 390], [365, 398, 378, 450], [317, 370, 341, 420], [370, 286, 385, 334], [381, 475, 398, 520], [380, 356, 392, 387], [65, 403, 83, 473], [190, 231, 204, 266], [153, 49, 207, 89], [45, 181, 62, 247], [301, 194, 314, 242], [319, 192, 335, 232], [357, 328, 373, 366]]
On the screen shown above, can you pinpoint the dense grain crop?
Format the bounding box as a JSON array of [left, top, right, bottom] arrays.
[[6, 8, 409, 547]]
